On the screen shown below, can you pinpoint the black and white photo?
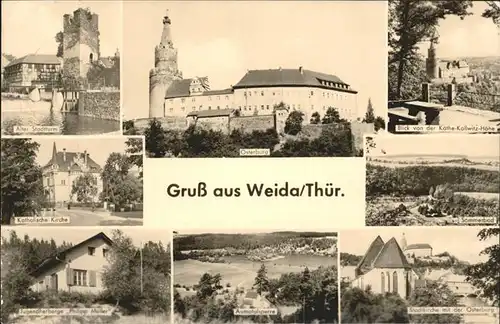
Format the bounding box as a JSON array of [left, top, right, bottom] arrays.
[[173, 230, 339, 323], [122, 1, 387, 157], [1, 1, 121, 135], [387, 0, 500, 133], [340, 227, 499, 324], [365, 134, 499, 226], [1, 136, 144, 226], [0, 227, 171, 324]]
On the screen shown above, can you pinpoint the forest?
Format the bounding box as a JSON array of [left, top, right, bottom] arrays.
[[174, 232, 337, 252], [174, 264, 338, 323], [366, 164, 500, 197], [1, 230, 170, 323]]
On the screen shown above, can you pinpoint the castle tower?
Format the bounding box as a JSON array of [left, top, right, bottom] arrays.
[[425, 40, 439, 80], [400, 233, 407, 251], [62, 8, 100, 80], [149, 9, 183, 118]]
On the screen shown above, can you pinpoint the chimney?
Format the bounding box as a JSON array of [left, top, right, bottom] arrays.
[[299, 66, 303, 74], [63, 148, 66, 161], [84, 150, 87, 165]]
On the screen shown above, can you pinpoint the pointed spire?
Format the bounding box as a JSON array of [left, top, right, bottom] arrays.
[[51, 141, 57, 162], [160, 9, 173, 47]]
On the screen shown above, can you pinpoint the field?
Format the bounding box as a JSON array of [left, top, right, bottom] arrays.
[[175, 254, 335, 290], [455, 192, 500, 200], [368, 159, 499, 171]]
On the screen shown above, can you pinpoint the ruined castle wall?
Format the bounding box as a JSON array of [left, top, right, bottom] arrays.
[[78, 90, 120, 121], [230, 115, 275, 133], [350, 121, 374, 152]]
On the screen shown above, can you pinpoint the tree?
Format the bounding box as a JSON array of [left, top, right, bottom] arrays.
[[388, 0, 472, 99], [483, 1, 500, 27], [253, 264, 270, 294], [196, 273, 223, 301], [174, 289, 186, 317], [125, 137, 144, 178], [465, 228, 500, 306], [374, 116, 386, 132], [310, 112, 321, 124], [1, 139, 45, 224], [144, 119, 167, 157], [363, 98, 375, 123], [284, 111, 304, 135], [101, 153, 142, 209], [322, 107, 342, 124], [71, 173, 98, 204], [408, 280, 462, 323], [55, 31, 64, 58]]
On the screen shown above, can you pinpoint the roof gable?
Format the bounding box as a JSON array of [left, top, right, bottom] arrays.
[[44, 149, 101, 173], [31, 232, 113, 277], [373, 237, 411, 269], [355, 236, 385, 275]]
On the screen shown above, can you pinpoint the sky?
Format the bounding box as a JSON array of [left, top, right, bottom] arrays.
[[1, 227, 170, 246], [1, 1, 122, 58], [341, 227, 496, 264], [33, 136, 143, 167], [368, 134, 500, 157], [123, 1, 388, 120], [417, 1, 500, 58]]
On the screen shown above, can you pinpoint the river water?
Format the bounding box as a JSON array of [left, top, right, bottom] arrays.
[[1, 99, 120, 135]]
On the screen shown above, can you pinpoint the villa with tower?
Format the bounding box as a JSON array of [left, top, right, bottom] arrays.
[[147, 9, 360, 133], [42, 142, 103, 207]]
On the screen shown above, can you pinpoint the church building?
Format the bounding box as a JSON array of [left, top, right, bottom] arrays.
[[42, 142, 103, 206], [149, 10, 359, 124], [350, 235, 418, 299]]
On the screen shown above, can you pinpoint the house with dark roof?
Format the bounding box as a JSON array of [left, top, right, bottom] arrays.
[[30, 232, 112, 293], [350, 235, 418, 299], [42, 142, 103, 206], [3, 54, 62, 90]]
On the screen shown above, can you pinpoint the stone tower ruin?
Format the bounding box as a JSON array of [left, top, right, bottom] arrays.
[[425, 39, 438, 80], [62, 8, 100, 80], [149, 9, 183, 118]]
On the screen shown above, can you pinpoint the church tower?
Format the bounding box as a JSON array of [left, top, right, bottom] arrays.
[[425, 40, 439, 80], [149, 9, 183, 118], [400, 233, 407, 251]]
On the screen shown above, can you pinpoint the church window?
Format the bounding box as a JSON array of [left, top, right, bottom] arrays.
[[393, 271, 398, 294], [386, 272, 391, 292], [381, 273, 385, 293], [360, 277, 364, 290]]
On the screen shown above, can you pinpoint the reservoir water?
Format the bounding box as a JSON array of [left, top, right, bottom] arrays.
[[1, 99, 120, 135]]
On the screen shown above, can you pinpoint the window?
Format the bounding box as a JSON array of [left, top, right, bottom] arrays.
[[244, 91, 247, 96], [292, 104, 296, 110], [217, 106, 220, 110], [254, 91, 257, 95], [192, 98, 196, 102], [61, 180, 65, 185], [310, 91, 314, 96], [169, 108, 173, 112], [181, 98, 185, 103], [225, 95, 229, 100], [266, 105, 270, 110], [226, 105, 229, 109], [272, 92, 275, 96], [261, 91, 264, 96], [261, 105, 264, 110], [208, 106, 212, 110], [393, 271, 398, 294], [311, 105, 314, 110], [192, 106, 196, 111], [381, 273, 385, 293], [386, 272, 391, 292], [88, 247, 96, 256], [73, 270, 87, 286], [103, 249, 108, 257], [298, 104, 301, 109], [216, 96, 220, 100]]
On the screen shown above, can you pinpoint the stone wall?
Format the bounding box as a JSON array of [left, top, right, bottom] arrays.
[[78, 90, 120, 121], [230, 115, 275, 133], [134, 116, 187, 132], [351, 121, 374, 152], [197, 116, 230, 134]]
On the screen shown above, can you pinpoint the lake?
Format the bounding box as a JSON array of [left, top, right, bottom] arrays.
[[1, 99, 120, 135]]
